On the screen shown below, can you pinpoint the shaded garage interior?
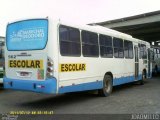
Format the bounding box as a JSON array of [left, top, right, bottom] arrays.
[[93, 10, 160, 45]]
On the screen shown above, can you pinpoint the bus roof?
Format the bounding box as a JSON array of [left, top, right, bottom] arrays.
[[7, 18, 150, 45], [59, 20, 133, 40]]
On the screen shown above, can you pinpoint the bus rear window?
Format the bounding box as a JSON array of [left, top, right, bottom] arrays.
[[6, 19, 48, 51]]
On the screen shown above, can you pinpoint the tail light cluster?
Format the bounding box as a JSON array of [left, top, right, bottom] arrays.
[[47, 57, 54, 78]]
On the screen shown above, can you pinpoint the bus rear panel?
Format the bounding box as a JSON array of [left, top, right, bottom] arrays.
[[4, 19, 57, 93]]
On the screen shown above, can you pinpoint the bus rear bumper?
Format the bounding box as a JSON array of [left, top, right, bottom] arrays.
[[3, 77, 57, 94]]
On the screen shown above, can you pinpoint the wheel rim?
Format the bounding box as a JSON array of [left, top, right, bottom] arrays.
[[104, 79, 111, 93]]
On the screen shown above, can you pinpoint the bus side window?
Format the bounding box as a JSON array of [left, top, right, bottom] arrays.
[[82, 31, 99, 57], [59, 25, 81, 56], [113, 38, 124, 58], [124, 40, 133, 59], [99, 34, 113, 58], [138, 44, 141, 59], [129, 41, 133, 58], [142, 44, 147, 59], [139, 44, 147, 59]]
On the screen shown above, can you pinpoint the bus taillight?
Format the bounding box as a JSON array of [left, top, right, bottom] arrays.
[[47, 57, 54, 78]]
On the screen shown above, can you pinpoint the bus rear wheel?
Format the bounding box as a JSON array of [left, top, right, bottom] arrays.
[[139, 71, 146, 85], [98, 75, 113, 97]]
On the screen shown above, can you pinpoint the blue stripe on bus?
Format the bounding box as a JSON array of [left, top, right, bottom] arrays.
[[4, 74, 143, 94], [59, 81, 103, 93], [3, 77, 57, 94], [113, 75, 142, 86], [59, 75, 143, 94]]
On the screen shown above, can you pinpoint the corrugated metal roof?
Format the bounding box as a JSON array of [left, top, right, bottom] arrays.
[[95, 10, 160, 25]]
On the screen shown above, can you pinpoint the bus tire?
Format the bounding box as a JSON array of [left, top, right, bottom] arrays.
[[139, 71, 146, 85], [98, 75, 113, 97]]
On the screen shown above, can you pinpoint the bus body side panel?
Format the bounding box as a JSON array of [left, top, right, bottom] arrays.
[[138, 42, 151, 79], [57, 56, 141, 93], [56, 28, 147, 94], [49, 20, 60, 94], [57, 54, 137, 94]]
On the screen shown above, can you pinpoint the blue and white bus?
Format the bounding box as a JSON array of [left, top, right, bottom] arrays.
[[0, 37, 5, 83], [151, 45, 160, 74], [4, 18, 152, 96]]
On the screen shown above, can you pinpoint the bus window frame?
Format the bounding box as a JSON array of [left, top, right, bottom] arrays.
[[6, 18, 49, 51], [81, 30, 99, 57], [59, 25, 81, 57]]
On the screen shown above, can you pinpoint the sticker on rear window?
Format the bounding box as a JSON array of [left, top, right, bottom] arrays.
[[37, 69, 44, 80]]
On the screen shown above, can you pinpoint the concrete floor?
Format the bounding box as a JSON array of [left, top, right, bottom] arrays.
[[0, 76, 160, 119]]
